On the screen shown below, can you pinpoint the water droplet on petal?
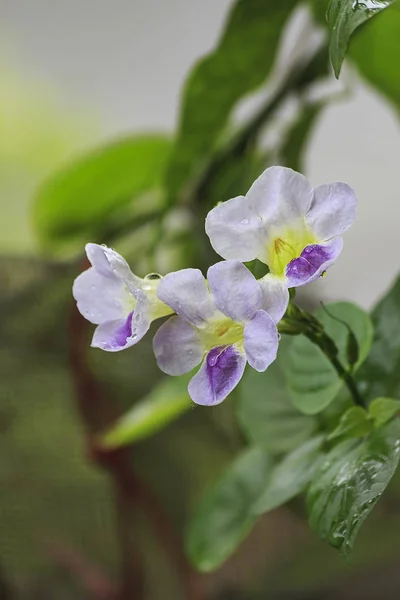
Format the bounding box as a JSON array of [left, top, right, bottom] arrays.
[[240, 218, 249, 225], [135, 313, 141, 322]]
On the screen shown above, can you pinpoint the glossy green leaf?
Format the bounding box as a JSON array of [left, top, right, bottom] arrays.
[[369, 397, 400, 428], [34, 134, 172, 248], [100, 375, 192, 448], [327, 406, 372, 441], [186, 447, 272, 572], [326, 0, 395, 77], [350, 2, 400, 114], [285, 302, 373, 415], [165, 0, 297, 200], [357, 274, 400, 402], [307, 419, 400, 556], [253, 436, 324, 514], [237, 345, 317, 453]]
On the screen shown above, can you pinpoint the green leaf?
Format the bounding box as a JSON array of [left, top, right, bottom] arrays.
[[369, 397, 400, 429], [100, 375, 192, 448], [285, 302, 373, 415], [307, 419, 400, 557], [349, 2, 400, 114], [253, 436, 324, 514], [165, 0, 297, 200], [357, 274, 400, 401], [236, 346, 317, 453], [186, 447, 272, 572], [327, 406, 372, 441], [326, 0, 395, 77], [34, 134, 172, 249]]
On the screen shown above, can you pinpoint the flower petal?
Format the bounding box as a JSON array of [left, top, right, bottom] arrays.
[[258, 274, 289, 324], [153, 316, 204, 376], [86, 242, 141, 287], [188, 344, 246, 406], [157, 269, 215, 326], [205, 195, 264, 261], [306, 182, 357, 241], [207, 260, 261, 323], [244, 310, 279, 372], [246, 166, 314, 225], [72, 267, 129, 324], [91, 311, 143, 352], [285, 238, 343, 288]]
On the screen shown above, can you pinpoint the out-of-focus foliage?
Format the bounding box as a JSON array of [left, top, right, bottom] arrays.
[[101, 374, 192, 448], [284, 302, 373, 414], [0, 62, 98, 254], [186, 447, 271, 572], [165, 0, 298, 201], [236, 344, 318, 453], [34, 135, 172, 252], [253, 435, 324, 513], [350, 2, 400, 113], [357, 274, 400, 402]]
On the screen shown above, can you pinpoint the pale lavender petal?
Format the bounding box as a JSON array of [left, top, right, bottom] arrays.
[[258, 274, 289, 324], [72, 267, 129, 324], [86, 243, 141, 287], [157, 269, 215, 326], [306, 183, 357, 241], [85, 243, 113, 277], [246, 166, 313, 225], [188, 344, 246, 406], [91, 311, 143, 352], [153, 316, 204, 376], [205, 195, 265, 262], [244, 310, 279, 372], [285, 238, 343, 288], [207, 261, 261, 323]]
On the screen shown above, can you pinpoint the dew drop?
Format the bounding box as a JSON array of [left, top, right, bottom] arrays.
[[240, 218, 249, 225], [135, 313, 141, 322], [145, 272, 162, 280], [132, 333, 138, 340]]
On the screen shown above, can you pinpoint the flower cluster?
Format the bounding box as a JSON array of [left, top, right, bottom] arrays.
[[73, 166, 356, 405]]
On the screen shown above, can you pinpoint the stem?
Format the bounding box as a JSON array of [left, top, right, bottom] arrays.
[[304, 328, 366, 408]]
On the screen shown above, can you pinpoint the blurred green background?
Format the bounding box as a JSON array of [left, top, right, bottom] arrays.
[[1, 1, 400, 599]]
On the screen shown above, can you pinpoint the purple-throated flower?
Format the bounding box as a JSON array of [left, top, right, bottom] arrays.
[[72, 243, 173, 351], [205, 166, 357, 287], [153, 260, 289, 406]]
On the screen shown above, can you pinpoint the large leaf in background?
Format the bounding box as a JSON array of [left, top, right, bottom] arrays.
[[285, 302, 373, 415], [237, 346, 317, 453], [326, 0, 396, 77], [307, 419, 400, 557], [100, 375, 192, 448], [357, 275, 400, 402], [350, 2, 400, 111], [280, 103, 323, 172], [165, 0, 297, 200], [34, 134, 172, 249], [254, 436, 324, 514], [186, 447, 271, 572]]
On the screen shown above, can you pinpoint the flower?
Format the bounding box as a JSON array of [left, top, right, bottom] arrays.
[[153, 260, 289, 405], [72, 243, 173, 351], [205, 166, 357, 287]]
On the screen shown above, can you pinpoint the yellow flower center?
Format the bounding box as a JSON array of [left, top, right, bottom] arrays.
[[266, 222, 317, 277], [200, 315, 244, 351]]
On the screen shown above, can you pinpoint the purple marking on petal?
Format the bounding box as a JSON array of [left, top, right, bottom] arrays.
[[112, 311, 134, 348], [285, 238, 343, 288], [188, 344, 246, 406], [92, 311, 136, 352]]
